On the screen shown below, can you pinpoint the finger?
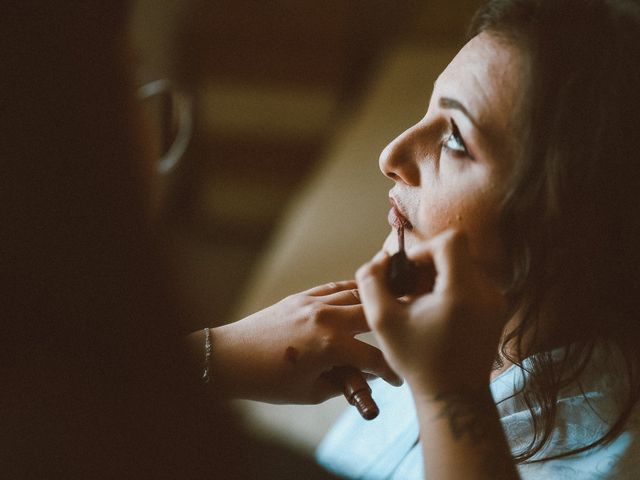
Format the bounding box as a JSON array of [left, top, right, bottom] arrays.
[[406, 229, 472, 291], [325, 304, 369, 334], [343, 339, 403, 386], [303, 280, 357, 296], [310, 373, 344, 404], [356, 252, 403, 331], [320, 288, 361, 306]]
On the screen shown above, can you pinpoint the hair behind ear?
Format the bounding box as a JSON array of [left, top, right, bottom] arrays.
[[470, 0, 640, 463]]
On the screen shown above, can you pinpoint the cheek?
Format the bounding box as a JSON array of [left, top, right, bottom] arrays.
[[415, 192, 506, 277], [413, 189, 468, 242], [415, 205, 458, 238], [466, 210, 505, 276]]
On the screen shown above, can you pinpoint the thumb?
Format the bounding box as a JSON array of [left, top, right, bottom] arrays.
[[356, 251, 403, 333]]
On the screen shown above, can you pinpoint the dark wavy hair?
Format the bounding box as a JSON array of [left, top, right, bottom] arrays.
[[469, 0, 640, 463]]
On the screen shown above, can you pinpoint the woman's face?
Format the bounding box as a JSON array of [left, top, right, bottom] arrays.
[[382, 32, 525, 282]]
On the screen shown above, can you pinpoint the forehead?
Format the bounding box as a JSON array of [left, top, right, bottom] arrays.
[[435, 32, 525, 148]]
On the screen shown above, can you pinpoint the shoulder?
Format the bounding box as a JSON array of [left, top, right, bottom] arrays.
[[502, 342, 640, 478], [515, 416, 640, 479]]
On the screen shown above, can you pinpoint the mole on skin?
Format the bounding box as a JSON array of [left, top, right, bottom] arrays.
[[284, 346, 299, 364]]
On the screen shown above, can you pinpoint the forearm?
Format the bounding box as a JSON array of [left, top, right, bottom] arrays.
[[181, 281, 400, 404], [412, 386, 520, 480]]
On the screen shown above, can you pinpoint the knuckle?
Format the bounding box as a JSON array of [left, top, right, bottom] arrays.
[[369, 262, 386, 277], [318, 333, 338, 354], [294, 294, 313, 308], [303, 296, 317, 308], [307, 303, 331, 324], [356, 262, 382, 283], [350, 288, 361, 302], [286, 292, 307, 305], [333, 280, 355, 290], [285, 295, 310, 315]]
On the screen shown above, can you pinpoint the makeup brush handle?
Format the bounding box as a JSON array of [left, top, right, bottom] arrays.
[[387, 250, 419, 296], [334, 366, 379, 420]]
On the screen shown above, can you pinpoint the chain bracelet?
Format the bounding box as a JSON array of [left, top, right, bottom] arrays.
[[202, 327, 212, 384]]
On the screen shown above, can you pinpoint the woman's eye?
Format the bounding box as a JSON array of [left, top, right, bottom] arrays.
[[443, 119, 471, 158]]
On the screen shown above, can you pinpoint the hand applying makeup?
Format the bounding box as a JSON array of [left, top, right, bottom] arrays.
[[357, 229, 508, 395], [357, 228, 515, 480]]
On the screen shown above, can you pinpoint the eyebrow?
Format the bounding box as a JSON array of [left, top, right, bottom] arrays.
[[438, 97, 481, 129]]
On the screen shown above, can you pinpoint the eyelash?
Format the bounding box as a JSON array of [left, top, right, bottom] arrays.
[[443, 119, 473, 159]]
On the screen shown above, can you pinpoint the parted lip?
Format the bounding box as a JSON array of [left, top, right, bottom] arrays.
[[388, 196, 413, 230]]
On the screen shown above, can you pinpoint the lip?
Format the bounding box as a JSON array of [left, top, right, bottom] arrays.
[[388, 197, 413, 230]]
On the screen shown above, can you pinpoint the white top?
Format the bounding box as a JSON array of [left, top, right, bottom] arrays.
[[317, 343, 640, 479]]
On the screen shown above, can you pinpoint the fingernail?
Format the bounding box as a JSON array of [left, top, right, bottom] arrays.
[[351, 289, 360, 301]]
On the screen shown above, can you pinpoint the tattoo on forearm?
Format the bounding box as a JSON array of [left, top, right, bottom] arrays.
[[432, 390, 516, 478], [434, 390, 497, 442]]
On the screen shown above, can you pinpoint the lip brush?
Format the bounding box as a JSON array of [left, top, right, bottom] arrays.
[[387, 225, 419, 296]]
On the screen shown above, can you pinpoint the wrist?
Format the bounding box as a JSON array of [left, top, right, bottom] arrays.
[[413, 384, 517, 479], [184, 325, 237, 397], [201, 327, 212, 383], [205, 324, 243, 399], [407, 370, 493, 406]]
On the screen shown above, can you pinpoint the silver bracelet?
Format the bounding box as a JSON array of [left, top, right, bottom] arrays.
[[201, 327, 212, 384]]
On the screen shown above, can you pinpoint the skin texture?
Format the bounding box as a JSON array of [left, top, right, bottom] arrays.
[[188, 281, 401, 404], [381, 32, 525, 285], [357, 33, 525, 479], [184, 31, 521, 478]]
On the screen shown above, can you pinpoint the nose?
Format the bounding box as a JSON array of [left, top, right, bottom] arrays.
[[378, 125, 421, 187]]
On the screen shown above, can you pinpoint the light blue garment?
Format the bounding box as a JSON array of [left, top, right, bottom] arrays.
[[317, 344, 640, 479]]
